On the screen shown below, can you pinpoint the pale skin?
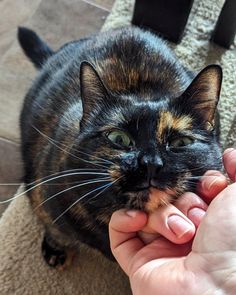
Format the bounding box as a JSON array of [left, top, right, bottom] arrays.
[[109, 148, 236, 295]]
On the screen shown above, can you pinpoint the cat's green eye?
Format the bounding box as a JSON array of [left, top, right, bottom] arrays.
[[169, 137, 194, 148], [107, 130, 133, 148]]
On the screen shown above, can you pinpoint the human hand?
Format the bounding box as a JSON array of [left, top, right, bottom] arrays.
[[138, 166, 227, 245], [109, 148, 236, 295]]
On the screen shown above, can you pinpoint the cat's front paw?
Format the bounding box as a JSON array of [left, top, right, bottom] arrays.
[[42, 236, 67, 268]]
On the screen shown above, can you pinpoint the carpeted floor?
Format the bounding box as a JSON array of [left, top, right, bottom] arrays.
[[0, 0, 235, 294]]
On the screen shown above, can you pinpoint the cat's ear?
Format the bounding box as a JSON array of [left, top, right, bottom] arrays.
[[18, 27, 54, 69], [181, 65, 222, 125], [80, 61, 109, 123]]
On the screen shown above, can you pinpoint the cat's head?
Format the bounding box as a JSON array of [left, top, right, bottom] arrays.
[[18, 27, 223, 212], [71, 62, 223, 212]]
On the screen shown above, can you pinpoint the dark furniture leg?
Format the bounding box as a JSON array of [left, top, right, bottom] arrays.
[[211, 0, 236, 49], [132, 0, 194, 43]]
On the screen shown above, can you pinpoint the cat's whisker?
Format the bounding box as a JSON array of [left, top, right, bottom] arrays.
[[0, 168, 107, 187], [88, 176, 123, 203], [178, 149, 233, 175], [178, 165, 220, 174], [0, 182, 75, 186], [0, 181, 110, 187], [34, 177, 111, 210], [70, 145, 115, 165], [187, 175, 223, 180], [182, 149, 232, 174], [177, 150, 232, 175], [31, 168, 107, 183], [185, 182, 199, 187], [0, 183, 23, 186], [32, 126, 110, 169], [160, 196, 169, 206], [185, 179, 199, 183], [45, 130, 114, 165], [52, 176, 122, 224], [52, 182, 112, 224], [0, 171, 110, 204]]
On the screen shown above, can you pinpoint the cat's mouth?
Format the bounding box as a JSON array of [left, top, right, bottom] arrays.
[[135, 178, 168, 192], [130, 186, 175, 212], [135, 185, 151, 192], [135, 182, 167, 192], [135, 183, 156, 191]]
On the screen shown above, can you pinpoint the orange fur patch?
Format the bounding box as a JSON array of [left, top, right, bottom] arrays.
[[145, 188, 172, 212], [108, 165, 121, 181], [157, 111, 192, 141], [96, 58, 140, 92], [30, 186, 53, 225]]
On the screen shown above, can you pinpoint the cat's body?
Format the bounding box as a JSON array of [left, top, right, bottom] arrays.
[[18, 26, 222, 265]]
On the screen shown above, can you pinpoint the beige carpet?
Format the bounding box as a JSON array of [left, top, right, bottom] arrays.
[[0, 0, 235, 294]]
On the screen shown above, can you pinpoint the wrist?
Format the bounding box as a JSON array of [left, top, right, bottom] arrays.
[[187, 252, 236, 295]]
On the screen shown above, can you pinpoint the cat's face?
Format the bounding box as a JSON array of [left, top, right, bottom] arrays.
[[65, 63, 222, 212]]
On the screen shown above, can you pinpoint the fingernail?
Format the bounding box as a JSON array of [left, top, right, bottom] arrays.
[[203, 176, 225, 192], [167, 215, 194, 238], [126, 210, 138, 218], [188, 208, 206, 227], [225, 148, 235, 153]]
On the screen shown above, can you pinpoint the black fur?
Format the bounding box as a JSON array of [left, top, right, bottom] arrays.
[[18, 27, 54, 68], [18, 26, 222, 261]]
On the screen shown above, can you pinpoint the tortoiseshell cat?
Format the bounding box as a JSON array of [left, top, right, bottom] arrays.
[[18, 26, 222, 267]]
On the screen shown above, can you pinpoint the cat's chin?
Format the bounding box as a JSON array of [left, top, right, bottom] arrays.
[[127, 187, 174, 212], [145, 188, 173, 213]]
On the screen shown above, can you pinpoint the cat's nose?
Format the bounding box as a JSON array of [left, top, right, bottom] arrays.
[[140, 154, 163, 183]]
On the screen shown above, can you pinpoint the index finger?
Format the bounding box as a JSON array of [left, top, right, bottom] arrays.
[[197, 170, 228, 203], [223, 148, 236, 181]]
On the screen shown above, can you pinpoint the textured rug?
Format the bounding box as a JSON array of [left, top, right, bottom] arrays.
[[0, 0, 235, 294]]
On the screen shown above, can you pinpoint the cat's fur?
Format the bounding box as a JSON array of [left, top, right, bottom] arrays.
[[18, 26, 222, 265]]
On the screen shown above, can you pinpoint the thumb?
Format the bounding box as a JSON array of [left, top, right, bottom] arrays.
[[109, 209, 191, 276], [109, 209, 147, 274]]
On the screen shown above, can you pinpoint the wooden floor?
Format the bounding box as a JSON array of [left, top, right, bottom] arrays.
[[0, 0, 115, 216]]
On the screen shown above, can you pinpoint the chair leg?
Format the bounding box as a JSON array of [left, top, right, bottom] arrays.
[[211, 0, 236, 49], [132, 0, 194, 43]]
